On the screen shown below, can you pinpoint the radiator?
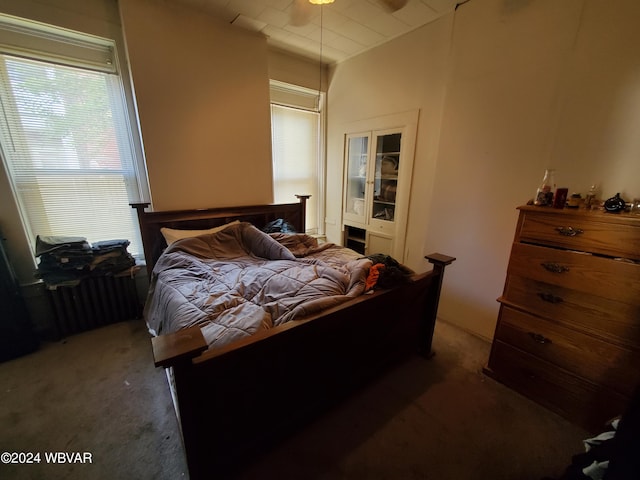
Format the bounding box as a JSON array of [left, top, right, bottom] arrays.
[[48, 274, 141, 338]]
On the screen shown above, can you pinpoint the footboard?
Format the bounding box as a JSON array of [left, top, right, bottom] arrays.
[[156, 253, 454, 479]]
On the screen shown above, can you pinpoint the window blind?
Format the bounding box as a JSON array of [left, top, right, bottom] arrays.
[[0, 16, 145, 258], [270, 80, 319, 111], [0, 13, 115, 74], [271, 103, 320, 233]]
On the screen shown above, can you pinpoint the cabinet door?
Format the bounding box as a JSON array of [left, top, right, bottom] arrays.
[[343, 133, 371, 225], [369, 130, 401, 236], [366, 230, 393, 257]]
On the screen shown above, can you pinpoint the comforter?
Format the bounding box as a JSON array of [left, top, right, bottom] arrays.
[[144, 222, 372, 350]]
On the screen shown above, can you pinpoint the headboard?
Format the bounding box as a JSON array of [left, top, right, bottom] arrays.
[[131, 195, 309, 276]]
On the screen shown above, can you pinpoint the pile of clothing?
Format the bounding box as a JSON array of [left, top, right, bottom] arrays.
[[363, 253, 413, 290], [545, 384, 640, 480], [35, 235, 136, 288]]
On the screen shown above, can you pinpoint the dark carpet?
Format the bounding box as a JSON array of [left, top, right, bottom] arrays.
[[0, 319, 589, 479]]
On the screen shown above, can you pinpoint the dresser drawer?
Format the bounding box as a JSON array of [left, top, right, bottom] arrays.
[[494, 306, 640, 397], [486, 341, 630, 430], [502, 275, 640, 350], [507, 243, 640, 304], [518, 210, 640, 260]]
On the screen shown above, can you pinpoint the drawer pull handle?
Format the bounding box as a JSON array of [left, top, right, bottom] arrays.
[[555, 226, 584, 237], [528, 332, 552, 345], [541, 262, 570, 274], [538, 292, 563, 304]]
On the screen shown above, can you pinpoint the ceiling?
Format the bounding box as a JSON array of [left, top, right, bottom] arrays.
[[173, 0, 461, 65]]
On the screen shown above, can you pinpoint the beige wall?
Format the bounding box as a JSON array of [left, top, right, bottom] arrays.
[[326, 0, 640, 340], [268, 48, 327, 92], [119, 0, 273, 210]]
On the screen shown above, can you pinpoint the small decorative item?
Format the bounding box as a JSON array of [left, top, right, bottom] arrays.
[[380, 156, 398, 176], [381, 183, 397, 202], [567, 193, 582, 208], [604, 193, 626, 213], [353, 198, 364, 215], [534, 169, 556, 206], [584, 184, 598, 209], [553, 188, 568, 209]]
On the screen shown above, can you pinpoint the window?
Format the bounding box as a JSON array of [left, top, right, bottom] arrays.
[[270, 80, 324, 235], [0, 14, 147, 259]]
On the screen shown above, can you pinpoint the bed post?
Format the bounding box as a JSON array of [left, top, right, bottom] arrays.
[[150, 325, 208, 368], [295, 194, 310, 232], [421, 253, 456, 357], [130, 202, 152, 277]]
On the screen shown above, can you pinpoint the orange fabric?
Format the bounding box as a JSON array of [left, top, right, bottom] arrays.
[[365, 263, 385, 291]]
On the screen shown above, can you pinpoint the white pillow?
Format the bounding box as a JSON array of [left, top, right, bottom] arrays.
[[160, 220, 240, 245]]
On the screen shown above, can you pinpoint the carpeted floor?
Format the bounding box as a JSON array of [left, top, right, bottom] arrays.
[[0, 319, 589, 479]]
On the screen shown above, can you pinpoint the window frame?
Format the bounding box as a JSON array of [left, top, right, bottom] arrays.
[[269, 79, 325, 236], [0, 13, 149, 271]]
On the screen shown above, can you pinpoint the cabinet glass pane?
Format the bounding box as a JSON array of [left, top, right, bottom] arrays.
[[345, 135, 368, 217], [371, 133, 400, 223]]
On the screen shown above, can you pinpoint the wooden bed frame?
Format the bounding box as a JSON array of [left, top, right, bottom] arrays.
[[131, 197, 455, 479]]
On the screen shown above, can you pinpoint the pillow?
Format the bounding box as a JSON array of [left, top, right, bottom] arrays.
[[160, 220, 240, 245]]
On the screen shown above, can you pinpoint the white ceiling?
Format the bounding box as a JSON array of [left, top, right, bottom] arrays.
[[173, 0, 461, 64]]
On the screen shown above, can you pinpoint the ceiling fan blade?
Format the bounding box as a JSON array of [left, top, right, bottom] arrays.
[[290, 0, 313, 26], [379, 0, 409, 12]]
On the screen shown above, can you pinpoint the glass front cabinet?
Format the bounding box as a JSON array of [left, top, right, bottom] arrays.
[[342, 119, 416, 261]]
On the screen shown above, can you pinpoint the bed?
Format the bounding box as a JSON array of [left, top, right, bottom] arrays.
[[131, 197, 455, 479]]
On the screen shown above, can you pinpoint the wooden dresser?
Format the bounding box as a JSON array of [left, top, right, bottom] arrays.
[[485, 205, 640, 431]]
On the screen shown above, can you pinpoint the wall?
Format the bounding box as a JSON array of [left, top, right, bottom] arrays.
[[327, 0, 640, 340], [268, 47, 327, 92], [119, 0, 273, 210]]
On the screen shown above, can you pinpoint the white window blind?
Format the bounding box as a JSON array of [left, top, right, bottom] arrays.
[[270, 80, 323, 235], [0, 13, 116, 74], [0, 15, 145, 258]]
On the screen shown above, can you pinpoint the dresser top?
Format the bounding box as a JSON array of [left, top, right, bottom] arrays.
[[516, 205, 640, 260], [518, 205, 640, 227]]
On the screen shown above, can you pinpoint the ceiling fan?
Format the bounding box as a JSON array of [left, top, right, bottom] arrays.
[[290, 0, 409, 27]]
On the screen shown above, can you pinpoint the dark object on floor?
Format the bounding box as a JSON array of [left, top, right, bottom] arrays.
[[0, 231, 38, 362], [605, 383, 640, 479], [545, 383, 640, 480]]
